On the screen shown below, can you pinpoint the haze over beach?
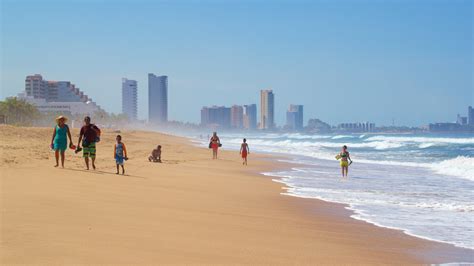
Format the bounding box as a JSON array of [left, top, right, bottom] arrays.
[[1, 0, 473, 264]]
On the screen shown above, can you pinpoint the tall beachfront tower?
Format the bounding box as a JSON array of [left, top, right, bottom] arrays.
[[260, 89, 275, 130], [148, 73, 168, 123], [122, 78, 138, 120], [243, 104, 257, 130], [286, 104, 304, 130]]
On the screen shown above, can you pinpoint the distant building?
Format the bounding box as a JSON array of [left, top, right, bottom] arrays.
[[122, 78, 138, 120], [231, 105, 244, 129], [18, 94, 102, 116], [148, 73, 168, 123], [469, 106, 474, 125], [457, 114, 467, 125], [243, 104, 257, 130], [25, 74, 47, 99], [286, 104, 303, 130], [20, 74, 102, 115], [201, 106, 231, 128], [260, 89, 275, 130], [338, 122, 375, 132], [45, 81, 85, 102], [429, 123, 461, 132]]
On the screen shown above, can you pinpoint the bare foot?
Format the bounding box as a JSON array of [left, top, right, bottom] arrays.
[[92, 164, 96, 170], [116, 172, 119, 175], [54, 164, 59, 167]]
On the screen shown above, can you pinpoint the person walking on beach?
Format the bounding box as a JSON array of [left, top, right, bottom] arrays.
[[77, 116, 101, 170], [114, 135, 128, 174], [338, 145, 352, 177], [209, 132, 221, 159], [240, 138, 250, 165], [50, 115, 73, 168]]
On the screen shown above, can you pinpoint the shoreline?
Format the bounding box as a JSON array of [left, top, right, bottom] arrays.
[[263, 159, 474, 252], [188, 133, 474, 262], [1, 126, 472, 264]]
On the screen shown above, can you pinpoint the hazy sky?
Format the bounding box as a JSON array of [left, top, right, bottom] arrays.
[[1, 0, 472, 126]]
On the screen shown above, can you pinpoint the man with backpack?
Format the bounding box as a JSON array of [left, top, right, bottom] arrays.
[[77, 116, 101, 170]]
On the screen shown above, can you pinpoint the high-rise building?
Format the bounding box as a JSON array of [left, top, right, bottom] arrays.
[[260, 89, 275, 130], [286, 104, 303, 130], [25, 74, 47, 99], [243, 104, 257, 130], [122, 78, 138, 120], [148, 73, 168, 123], [231, 105, 244, 129], [469, 106, 474, 125], [201, 106, 231, 128], [457, 114, 467, 125]]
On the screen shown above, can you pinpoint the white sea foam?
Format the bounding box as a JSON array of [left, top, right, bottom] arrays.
[[199, 132, 474, 251], [365, 135, 474, 145], [331, 135, 354, 139], [431, 156, 474, 181]]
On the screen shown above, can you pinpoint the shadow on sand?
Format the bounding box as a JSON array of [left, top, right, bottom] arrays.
[[61, 167, 147, 179]]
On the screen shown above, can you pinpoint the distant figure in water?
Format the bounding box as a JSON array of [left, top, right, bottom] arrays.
[[149, 145, 162, 163], [209, 132, 221, 159], [114, 135, 128, 175], [50, 116, 73, 168], [338, 145, 352, 177], [240, 138, 250, 165]]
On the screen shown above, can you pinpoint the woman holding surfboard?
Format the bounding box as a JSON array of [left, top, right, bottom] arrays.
[[336, 145, 352, 177]]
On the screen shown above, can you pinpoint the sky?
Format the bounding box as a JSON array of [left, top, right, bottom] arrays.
[[1, 0, 472, 126]]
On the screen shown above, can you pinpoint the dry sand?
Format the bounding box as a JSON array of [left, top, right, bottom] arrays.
[[1, 125, 472, 264]]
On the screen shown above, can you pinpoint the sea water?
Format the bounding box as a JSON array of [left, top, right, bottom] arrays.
[[194, 132, 474, 250]]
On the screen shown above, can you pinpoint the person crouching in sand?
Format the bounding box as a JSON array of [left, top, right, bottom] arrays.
[[240, 138, 250, 165], [149, 145, 162, 162], [114, 135, 128, 174], [50, 116, 73, 168], [339, 145, 352, 177]]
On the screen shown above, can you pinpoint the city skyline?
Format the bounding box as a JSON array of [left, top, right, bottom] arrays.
[[1, 0, 472, 126]]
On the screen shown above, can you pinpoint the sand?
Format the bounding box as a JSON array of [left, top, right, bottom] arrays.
[[1, 125, 472, 264]]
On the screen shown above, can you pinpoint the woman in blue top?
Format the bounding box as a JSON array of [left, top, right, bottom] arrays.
[[50, 116, 73, 168]]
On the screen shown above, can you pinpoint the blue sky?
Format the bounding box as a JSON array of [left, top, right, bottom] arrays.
[[1, 0, 472, 126]]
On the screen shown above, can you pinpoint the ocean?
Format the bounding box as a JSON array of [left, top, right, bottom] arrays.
[[192, 132, 474, 250]]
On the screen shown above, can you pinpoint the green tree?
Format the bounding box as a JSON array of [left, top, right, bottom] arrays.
[[0, 97, 40, 126]]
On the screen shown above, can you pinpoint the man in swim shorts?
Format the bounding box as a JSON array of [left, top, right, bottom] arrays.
[[77, 116, 101, 170]]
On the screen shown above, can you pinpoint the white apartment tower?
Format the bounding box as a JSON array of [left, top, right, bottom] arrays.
[[122, 78, 138, 120]]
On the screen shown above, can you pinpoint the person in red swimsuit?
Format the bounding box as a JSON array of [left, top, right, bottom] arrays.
[[209, 132, 221, 159], [240, 138, 250, 165]]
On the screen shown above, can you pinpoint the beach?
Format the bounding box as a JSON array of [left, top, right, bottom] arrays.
[[0, 125, 471, 264]]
